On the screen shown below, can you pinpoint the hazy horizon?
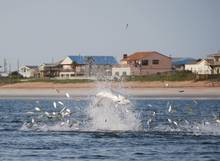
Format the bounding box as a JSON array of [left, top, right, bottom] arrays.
[[0, 0, 220, 71]]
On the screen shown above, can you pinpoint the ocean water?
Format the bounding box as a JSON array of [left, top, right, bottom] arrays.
[[0, 95, 220, 161]]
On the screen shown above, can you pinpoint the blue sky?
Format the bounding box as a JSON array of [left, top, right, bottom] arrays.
[[0, 0, 220, 70]]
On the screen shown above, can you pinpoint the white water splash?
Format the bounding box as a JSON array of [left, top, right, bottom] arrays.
[[21, 90, 141, 132], [85, 90, 141, 131]]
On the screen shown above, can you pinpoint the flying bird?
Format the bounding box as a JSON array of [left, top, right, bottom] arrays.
[[58, 101, 64, 106], [125, 24, 128, 30], [168, 105, 172, 113], [65, 93, 70, 98], [53, 102, 57, 108], [35, 107, 41, 112]]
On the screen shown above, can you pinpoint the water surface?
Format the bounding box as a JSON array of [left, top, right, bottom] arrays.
[[0, 98, 220, 161]]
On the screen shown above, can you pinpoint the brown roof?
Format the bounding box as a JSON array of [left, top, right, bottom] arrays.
[[121, 51, 170, 61]]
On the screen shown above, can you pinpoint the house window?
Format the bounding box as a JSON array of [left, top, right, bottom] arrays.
[[152, 60, 159, 65], [141, 60, 148, 66], [115, 72, 119, 76], [70, 74, 74, 77], [122, 71, 127, 76]]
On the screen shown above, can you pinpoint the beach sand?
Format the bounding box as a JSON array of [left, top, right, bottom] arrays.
[[0, 81, 220, 98]]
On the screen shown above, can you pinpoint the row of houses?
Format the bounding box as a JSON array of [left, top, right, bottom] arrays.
[[173, 52, 220, 75], [18, 52, 173, 79], [19, 55, 118, 79], [18, 51, 220, 79]]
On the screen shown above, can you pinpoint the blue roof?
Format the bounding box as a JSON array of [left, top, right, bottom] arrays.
[[172, 58, 196, 65], [68, 56, 118, 65]]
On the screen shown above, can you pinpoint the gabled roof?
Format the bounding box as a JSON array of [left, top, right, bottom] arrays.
[[121, 51, 170, 61], [68, 56, 118, 65]]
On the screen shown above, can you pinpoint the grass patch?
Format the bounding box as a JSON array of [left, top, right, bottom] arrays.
[[25, 79, 94, 83], [125, 71, 197, 81]]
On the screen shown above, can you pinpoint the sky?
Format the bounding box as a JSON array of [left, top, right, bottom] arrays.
[[0, 0, 220, 71]]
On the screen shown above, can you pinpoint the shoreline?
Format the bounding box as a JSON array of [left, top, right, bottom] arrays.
[[0, 80, 220, 89], [0, 87, 220, 99], [0, 81, 220, 99]]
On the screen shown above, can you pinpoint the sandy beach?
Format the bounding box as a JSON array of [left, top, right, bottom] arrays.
[[0, 81, 220, 98]]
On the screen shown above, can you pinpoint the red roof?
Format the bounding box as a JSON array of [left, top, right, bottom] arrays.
[[121, 51, 171, 61]]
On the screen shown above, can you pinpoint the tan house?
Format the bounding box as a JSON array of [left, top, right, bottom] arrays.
[[207, 52, 220, 74], [120, 51, 172, 75], [39, 63, 61, 78]]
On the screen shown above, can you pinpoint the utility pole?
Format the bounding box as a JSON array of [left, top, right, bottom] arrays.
[[9, 63, 11, 74], [17, 59, 19, 71], [3, 58, 7, 73]]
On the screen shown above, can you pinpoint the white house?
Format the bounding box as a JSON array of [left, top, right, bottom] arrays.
[[19, 65, 38, 78], [112, 66, 131, 77], [185, 59, 212, 75]]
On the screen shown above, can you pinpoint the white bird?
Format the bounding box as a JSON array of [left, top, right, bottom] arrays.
[[168, 105, 172, 113], [216, 119, 220, 123], [152, 111, 156, 117], [65, 93, 70, 98], [148, 104, 152, 107], [58, 101, 64, 106], [31, 118, 35, 123], [168, 118, 172, 123], [60, 122, 65, 126], [53, 102, 57, 108], [35, 107, 41, 112], [66, 108, 71, 113], [173, 121, 178, 126], [44, 112, 50, 116]]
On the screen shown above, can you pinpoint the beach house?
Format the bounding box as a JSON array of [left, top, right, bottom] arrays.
[[39, 63, 61, 78], [185, 59, 212, 74], [119, 51, 172, 76], [19, 65, 39, 78], [207, 52, 220, 74], [58, 55, 118, 79]]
